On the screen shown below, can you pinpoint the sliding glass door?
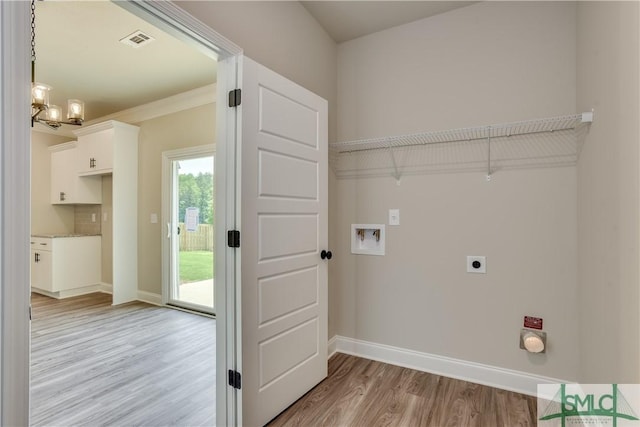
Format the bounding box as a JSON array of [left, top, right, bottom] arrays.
[[168, 154, 215, 314]]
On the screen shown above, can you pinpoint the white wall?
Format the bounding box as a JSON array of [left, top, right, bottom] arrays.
[[101, 176, 113, 284], [333, 2, 580, 380], [576, 1, 640, 383]]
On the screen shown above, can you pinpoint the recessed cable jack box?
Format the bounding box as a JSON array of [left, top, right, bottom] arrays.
[[351, 224, 385, 256]]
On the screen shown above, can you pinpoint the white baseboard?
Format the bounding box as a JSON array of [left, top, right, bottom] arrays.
[[32, 284, 109, 299], [137, 290, 162, 306], [32, 283, 162, 307], [98, 283, 113, 294], [328, 335, 338, 358], [329, 335, 569, 397], [99, 284, 161, 306]]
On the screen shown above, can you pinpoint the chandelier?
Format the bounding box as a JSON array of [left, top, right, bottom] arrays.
[[30, 0, 85, 129]]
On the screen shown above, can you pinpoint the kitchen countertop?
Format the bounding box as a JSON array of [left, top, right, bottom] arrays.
[[31, 233, 102, 238]]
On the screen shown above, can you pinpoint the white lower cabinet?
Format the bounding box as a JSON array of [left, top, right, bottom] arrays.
[[30, 236, 101, 294], [30, 241, 52, 291]]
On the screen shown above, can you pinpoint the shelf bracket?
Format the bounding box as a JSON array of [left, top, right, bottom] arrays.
[[387, 142, 401, 184], [486, 127, 492, 182], [581, 110, 594, 123]]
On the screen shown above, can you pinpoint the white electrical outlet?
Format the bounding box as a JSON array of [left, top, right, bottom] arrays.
[[389, 209, 400, 226], [150, 213, 158, 224], [91, 213, 96, 223], [467, 256, 486, 273]]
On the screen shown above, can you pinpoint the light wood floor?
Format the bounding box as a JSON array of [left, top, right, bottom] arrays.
[[268, 353, 538, 427], [32, 292, 537, 427], [30, 292, 216, 427]]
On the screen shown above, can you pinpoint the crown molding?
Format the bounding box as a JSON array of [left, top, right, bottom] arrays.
[[86, 83, 217, 126], [33, 83, 217, 138], [73, 120, 141, 137]]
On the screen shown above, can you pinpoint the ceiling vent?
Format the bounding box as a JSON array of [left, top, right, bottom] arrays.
[[119, 30, 155, 48]]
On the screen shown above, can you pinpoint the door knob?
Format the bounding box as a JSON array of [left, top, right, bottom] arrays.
[[320, 250, 332, 260]]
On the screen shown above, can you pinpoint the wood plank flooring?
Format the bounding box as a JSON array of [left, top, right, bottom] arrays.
[[32, 292, 537, 427], [268, 353, 538, 427], [30, 292, 216, 427]]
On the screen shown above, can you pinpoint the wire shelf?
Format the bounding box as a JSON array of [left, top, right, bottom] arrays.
[[330, 112, 593, 180]]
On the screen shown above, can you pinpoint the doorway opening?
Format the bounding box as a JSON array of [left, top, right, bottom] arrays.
[[2, 0, 241, 424], [25, 0, 239, 425], [165, 150, 215, 314]]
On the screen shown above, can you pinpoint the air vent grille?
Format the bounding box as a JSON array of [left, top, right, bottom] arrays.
[[119, 30, 155, 48]]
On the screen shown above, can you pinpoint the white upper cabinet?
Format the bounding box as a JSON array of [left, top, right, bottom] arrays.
[[74, 120, 139, 176], [76, 128, 114, 175], [50, 142, 102, 204]]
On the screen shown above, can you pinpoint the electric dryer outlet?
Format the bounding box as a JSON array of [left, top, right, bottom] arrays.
[[467, 256, 486, 273]]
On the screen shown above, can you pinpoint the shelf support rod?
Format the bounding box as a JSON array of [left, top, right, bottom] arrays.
[[486, 127, 492, 181]]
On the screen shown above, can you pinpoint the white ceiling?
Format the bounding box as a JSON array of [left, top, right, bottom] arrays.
[[34, 1, 217, 122], [301, 1, 477, 43], [34, 1, 475, 126]]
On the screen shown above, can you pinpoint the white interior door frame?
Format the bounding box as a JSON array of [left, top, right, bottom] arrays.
[[217, 53, 242, 426], [118, 3, 242, 426], [0, 2, 32, 425], [0, 1, 243, 425], [161, 144, 216, 309]]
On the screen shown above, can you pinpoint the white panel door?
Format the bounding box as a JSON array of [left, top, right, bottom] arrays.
[[240, 56, 328, 427]]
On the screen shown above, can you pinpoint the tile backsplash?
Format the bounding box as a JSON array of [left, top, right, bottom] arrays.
[[74, 205, 102, 235]]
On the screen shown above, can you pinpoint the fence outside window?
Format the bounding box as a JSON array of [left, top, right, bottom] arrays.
[[179, 223, 214, 251]]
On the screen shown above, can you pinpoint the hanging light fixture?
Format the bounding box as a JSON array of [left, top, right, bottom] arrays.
[[30, 0, 85, 129]]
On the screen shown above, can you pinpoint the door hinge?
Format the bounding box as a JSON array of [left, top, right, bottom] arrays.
[[228, 89, 241, 107], [228, 370, 242, 389], [227, 230, 240, 248]]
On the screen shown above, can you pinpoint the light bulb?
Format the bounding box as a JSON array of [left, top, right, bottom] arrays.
[[67, 99, 84, 121], [46, 105, 62, 122], [523, 332, 545, 353], [31, 82, 51, 107]]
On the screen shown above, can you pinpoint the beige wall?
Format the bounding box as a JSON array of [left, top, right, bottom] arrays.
[[178, 0, 339, 330], [136, 104, 216, 294], [176, 1, 338, 144], [337, 1, 576, 140], [333, 2, 580, 379], [576, 2, 640, 383], [29, 0, 639, 385], [31, 106, 214, 293], [33, 0, 338, 302], [30, 131, 75, 235]]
